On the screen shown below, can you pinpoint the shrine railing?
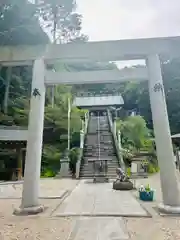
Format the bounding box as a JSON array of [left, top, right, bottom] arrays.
[[107, 109, 125, 170], [75, 112, 89, 178]]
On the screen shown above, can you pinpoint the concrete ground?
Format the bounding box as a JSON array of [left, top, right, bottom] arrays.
[[0, 175, 180, 239]]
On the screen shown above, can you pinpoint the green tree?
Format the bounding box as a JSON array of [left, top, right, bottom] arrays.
[[0, 0, 49, 114], [117, 115, 150, 151], [162, 58, 180, 134], [38, 0, 88, 106], [0, 0, 87, 179], [119, 60, 180, 134], [0, 0, 49, 45], [38, 0, 87, 43]]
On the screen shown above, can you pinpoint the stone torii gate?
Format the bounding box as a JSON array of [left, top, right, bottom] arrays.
[[1, 36, 180, 215]]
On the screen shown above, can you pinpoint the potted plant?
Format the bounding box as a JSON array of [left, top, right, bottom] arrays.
[[139, 184, 154, 201]]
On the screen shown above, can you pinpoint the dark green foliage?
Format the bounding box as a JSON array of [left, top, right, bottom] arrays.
[[112, 61, 180, 134], [69, 147, 79, 175], [0, 0, 84, 179], [37, 0, 87, 43], [0, 0, 49, 45]]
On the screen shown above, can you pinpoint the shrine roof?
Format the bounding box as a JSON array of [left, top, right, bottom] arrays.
[[171, 133, 180, 139], [73, 94, 124, 108]]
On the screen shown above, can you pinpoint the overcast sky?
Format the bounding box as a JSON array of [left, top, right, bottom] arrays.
[[76, 0, 180, 67]]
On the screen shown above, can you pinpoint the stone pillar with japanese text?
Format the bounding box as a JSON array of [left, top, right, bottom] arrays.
[[147, 54, 180, 214], [14, 58, 46, 215]]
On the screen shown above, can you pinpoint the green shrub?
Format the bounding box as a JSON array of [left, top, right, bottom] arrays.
[[126, 167, 131, 177], [69, 148, 79, 174], [147, 163, 158, 174], [155, 166, 160, 172], [41, 169, 56, 178]]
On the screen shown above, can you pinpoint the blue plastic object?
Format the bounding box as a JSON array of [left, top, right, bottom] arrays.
[[139, 191, 154, 201]]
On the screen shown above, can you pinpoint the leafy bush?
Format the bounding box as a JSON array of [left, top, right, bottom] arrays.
[[126, 167, 131, 177], [41, 169, 56, 178], [117, 116, 150, 151], [42, 144, 61, 174], [155, 166, 160, 172], [69, 147, 79, 175], [147, 163, 159, 174]]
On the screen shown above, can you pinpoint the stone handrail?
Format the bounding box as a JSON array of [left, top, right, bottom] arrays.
[[75, 148, 83, 179], [107, 109, 125, 170], [75, 112, 89, 178], [0, 125, 52, 130], [0, 125, 27, 130], [76, 92, 121, 97]]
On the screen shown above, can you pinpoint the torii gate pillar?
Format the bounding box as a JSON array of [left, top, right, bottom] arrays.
[[14, 59, 46, 215], [147, 54, 180, 214]]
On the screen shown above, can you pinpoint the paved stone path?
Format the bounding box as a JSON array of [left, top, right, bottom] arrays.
[[68, 217, 129, 240], [0, 180, 68, 199], [55, 180, 150, 239], [0, 185, 67, 199], [55, 180, 148, 217], [1, 176, 180, 239]]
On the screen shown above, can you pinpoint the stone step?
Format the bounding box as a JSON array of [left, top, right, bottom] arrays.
[[83, 153, 116, 155], [80, 115, 119, 179], [83, 153, 116, 156], [80, 171, 117, 175], [83, 155, 116, 158], [84, 149, 115, 151], [80, 175, 117, 179], [81, 163, 118, 167], [83, 152, 116, 155], [81, 160, 118, 164], [81, 169, 118, 173], [80, 168, 118, 173], [81, 169, 117, 174], [80, 173, 117, 177], [81, 162, 118, 168], [84, 146, 114, 148], [81, 164, 118, 168]]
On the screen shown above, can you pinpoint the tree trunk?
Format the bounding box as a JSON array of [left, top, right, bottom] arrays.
[[51, 7, 57, 108], [3, 67, 12, 114]]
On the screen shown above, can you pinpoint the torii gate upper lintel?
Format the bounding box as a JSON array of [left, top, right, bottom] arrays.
[[0, 35, 180, 65]]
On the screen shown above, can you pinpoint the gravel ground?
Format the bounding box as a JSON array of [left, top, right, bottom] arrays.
[[0, 176, 180, 239], [0, 179, 78, 240], [126, 172, 180, 240], [0, 217, 74, 240]]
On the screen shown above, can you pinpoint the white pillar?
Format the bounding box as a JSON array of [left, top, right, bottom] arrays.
[[147, 54, 180, 213], [81, 119, 84, 131], [118, 130, 122, 150], [80, 129, 84, 149], [14, 59, 46, 215], [85, 112, 89, 134], [67, 97, 71, 152], [113, 118, 117, 136]]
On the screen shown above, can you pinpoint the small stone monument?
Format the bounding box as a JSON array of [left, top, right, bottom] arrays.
[[56, 149, 71, 178], [113, 167, 133, 190]]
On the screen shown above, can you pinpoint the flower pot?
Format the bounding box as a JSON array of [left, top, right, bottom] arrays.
[[139, 190, 154, 201]]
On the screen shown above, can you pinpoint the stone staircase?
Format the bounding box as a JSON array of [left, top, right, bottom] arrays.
[[80, 114, 119, 179]]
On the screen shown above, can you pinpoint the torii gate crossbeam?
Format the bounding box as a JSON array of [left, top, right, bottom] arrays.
[[45, 68, 148, 85]]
